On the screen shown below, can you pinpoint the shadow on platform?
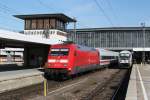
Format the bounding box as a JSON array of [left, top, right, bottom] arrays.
[[0, 64, 39, 72]]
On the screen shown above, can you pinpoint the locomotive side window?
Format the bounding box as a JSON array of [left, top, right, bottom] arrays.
[[50, 48, 69, 56]]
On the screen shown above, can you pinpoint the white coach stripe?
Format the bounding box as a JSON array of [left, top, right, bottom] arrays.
[[137, 65, 148, 100]]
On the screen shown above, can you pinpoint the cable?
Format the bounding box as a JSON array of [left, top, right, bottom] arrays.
[[0, 14, 20, 31], [0, 2, 19, 14], [94, 0, 114, 26], [0, 18, 20, 32], [0, 1, 23, 31], [104, 0, 119, 26], [37, 0, 54, 12], [0, 1, 21, 24]]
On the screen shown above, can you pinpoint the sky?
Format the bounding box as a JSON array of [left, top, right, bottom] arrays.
[[0, 0, 150, 31]]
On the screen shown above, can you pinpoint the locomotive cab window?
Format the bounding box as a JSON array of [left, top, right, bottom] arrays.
[[119, 53, 130, 60], [50, 48, 69, 56]]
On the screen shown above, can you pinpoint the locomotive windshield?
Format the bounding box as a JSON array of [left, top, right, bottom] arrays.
[[50, 48, 69, 56], [120, 53, 130, 60]]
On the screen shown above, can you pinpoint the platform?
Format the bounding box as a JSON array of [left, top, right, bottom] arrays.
[[0, 68, 44, 93], [126, 64, 150, 100]]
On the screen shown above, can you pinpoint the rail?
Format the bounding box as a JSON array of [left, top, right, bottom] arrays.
[[111, 68, 131, 100]]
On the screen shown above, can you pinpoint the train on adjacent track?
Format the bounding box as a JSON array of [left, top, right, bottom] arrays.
[[45, 43, 119, 77], [118, 50, 132, 68]]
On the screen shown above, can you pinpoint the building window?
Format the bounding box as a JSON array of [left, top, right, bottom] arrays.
[[37, 19, 43, 29], [25, 19, 31, 30], [44, 19, 49, 29], [31, 19, 36, 29], [50, 19, 56, 29], [56, 20, 61, 30]]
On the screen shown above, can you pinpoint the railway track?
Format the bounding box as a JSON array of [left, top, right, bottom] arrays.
[[80, 69, 128, 100], [84, 68, 131, 100], [0, 67, 130, 100], [111, 68, 131, 100]]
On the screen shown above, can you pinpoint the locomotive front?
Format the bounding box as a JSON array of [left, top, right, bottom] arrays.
[[45, 44, 74, 76]]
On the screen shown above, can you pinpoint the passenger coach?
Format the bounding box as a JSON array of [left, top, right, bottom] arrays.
[[96, 49, 119, 67]]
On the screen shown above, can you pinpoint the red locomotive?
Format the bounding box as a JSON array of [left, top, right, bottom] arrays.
[[45, 43, 100, 77], [45, 43, 119, 78]]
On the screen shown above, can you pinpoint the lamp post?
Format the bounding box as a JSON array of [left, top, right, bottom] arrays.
[[141, 22, 146, 64], [73, 17, 76, 43]]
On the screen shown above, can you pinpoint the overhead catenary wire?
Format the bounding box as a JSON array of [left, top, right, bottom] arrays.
[[0, 2, 20, 14], [0, 1, 22, 21], [104, 0, 119, 26], [0, 1, 22, 31], [94, 0, 114, 26], [37, 0, 55, 12], [0, 13, 21, 31]]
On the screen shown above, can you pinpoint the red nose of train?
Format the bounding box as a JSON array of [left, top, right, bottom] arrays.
[[48, 56, 69, 68]]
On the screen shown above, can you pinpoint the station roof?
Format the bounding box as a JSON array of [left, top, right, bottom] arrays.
[[0, 29, 63, 47], [14, 13, 76, 23], [69, 27, 150, 32]]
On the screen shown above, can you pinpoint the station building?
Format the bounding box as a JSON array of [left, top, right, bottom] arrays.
[[14, 13, 75, 67], [14, 13, 76, 39], [68, 27, 150, 63], [0, 13, 76, 66]]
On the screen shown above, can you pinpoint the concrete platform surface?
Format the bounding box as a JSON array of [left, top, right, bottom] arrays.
[[0, 68, 44, 93], [126, 64, 150, 100]]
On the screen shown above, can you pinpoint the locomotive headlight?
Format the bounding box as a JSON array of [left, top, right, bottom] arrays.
[[68, 68, 71, 70], [64, 64, 67, 66]]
